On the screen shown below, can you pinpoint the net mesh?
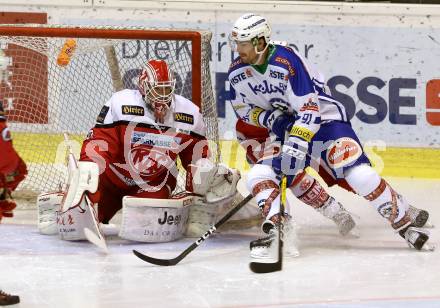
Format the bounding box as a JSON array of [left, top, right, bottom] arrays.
[[0, 24, 218, 201]]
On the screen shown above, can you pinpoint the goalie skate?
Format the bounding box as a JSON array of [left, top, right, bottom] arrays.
[[250, 219, 299, 262]]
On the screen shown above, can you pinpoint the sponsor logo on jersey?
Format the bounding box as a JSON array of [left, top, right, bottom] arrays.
[[274, 56, 295, 76], [229, 58, 243, 70], [300, 99, 319, 112], [131, 131, 181, 149], [230, 72, 248, 85], [326, 137, 362, 169], [122, 105, 144, 116], [269, 70, 285, 80], [250, 107, 264, 126], [289, 126, 314, 143], [96, 106, 109, 123], [248, 80, 285, 96], [174, 112, 194, 125]]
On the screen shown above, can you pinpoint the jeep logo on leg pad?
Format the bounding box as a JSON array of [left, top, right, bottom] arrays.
[[158, 211, 181, 225]]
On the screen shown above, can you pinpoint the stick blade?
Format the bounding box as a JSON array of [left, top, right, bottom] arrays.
[[249, 234, 283, 274], [132, 250, 178, 266], [249, 260, 282, 273]]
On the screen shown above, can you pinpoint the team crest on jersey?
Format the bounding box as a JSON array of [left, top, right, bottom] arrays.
[[128, 147, 174, 177], [326, 137, 362, 169], [174, 112, 194, 125], [131, 131, 181, 149], [96, 106, 109, 124], [245, 69, 253, 77], [122, 105, 144, 116]]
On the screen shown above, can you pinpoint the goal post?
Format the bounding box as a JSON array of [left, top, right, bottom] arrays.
[[0, 24, 219, 198]]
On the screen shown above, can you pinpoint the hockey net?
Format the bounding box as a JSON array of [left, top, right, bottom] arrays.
[[0, 24, 219, 206]]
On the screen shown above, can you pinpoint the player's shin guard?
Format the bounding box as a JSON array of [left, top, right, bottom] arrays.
[[291, 173, 357, 236]]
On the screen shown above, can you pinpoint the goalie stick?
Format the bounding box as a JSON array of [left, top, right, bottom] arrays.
[[133, 193, 253, 266], [63, 133, 108, 254], [249, 175, 287, 273]]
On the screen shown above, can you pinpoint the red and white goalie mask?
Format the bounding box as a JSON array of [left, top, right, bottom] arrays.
[[138, 59, 176, 123]]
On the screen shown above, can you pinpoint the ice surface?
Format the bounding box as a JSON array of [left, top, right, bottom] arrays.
[[1, 177, 439, 308]]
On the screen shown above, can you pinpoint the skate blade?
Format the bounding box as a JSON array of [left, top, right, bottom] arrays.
[[421, 242, 436, 252], [344, 228, 360, 239], [423, 220, 435, 228]]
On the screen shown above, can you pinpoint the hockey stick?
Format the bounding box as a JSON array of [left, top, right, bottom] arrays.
[[133, 193, 253, 266], [63, 133, 108, 254], [249, 175, 286, 273]]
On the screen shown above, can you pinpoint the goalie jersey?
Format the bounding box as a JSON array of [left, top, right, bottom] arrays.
[[228, 44, 348, 139], [80, 89, 209, 191]]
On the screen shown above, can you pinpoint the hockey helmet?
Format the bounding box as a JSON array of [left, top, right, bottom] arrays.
[[229, 13, 271, 51]]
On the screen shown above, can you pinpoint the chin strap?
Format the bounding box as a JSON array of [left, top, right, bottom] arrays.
[[251, 43, 270, 65]]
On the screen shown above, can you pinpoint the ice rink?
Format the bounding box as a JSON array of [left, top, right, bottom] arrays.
[[1, 177, 439, 308]]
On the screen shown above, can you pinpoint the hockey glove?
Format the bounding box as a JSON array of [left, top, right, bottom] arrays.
[[269, 137, 308, 186], [262, 109, 297, 140]]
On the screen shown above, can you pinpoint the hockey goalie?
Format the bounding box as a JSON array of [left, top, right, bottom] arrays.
[[38, 59, 240, 244]]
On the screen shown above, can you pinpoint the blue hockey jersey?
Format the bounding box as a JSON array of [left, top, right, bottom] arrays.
[[228, 44, 348, 143]]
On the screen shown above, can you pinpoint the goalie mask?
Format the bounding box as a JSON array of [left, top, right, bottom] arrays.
[[138, 59, 176, 123], [228, 13, 271, 65]]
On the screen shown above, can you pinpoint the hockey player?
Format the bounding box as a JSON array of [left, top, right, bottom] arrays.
[[55, 59, 239, 242], [0, 49, 27, 224], [228, 13, 433, 261], [236, 118, 357, 239]]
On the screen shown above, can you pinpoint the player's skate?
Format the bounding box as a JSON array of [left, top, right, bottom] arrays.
[[399, 225, 435, 251], [317, 197, 358, 237], [408, 205, 433, 228], [0, 289, 20, 306], [250, 218, 299, 262]]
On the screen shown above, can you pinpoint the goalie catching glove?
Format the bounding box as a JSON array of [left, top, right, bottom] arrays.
[[185, 159, 241, 236], [186, 158, 240, 204]]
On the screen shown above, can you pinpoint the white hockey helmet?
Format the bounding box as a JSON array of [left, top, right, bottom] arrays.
[[229, 13, 271, 49]]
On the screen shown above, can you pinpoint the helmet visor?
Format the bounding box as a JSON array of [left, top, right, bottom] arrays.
[[228, 34, 255, 52]]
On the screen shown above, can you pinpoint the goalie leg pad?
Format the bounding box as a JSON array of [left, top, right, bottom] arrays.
[[37, 191, 64, 235], [119, 194, 191, 242], [57, 195, 98, 241]]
